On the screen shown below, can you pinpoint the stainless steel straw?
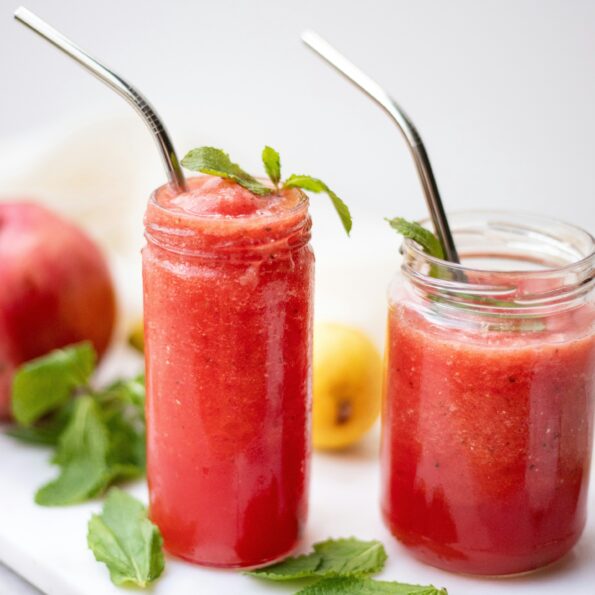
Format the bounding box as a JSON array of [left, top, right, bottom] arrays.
[[14, 6, 186, 191], [302, 30, 459, 264]]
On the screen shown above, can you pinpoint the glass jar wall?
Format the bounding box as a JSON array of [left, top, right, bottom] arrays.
[[381, 211, 594, 576]]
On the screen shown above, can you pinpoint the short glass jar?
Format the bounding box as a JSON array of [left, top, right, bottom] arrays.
[[381, 211, 594, 576]]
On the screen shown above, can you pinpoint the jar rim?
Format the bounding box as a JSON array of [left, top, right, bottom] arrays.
[[145, 178, 311, 257], [405, 209, 594, 277], [399, 210, 594, 317], [148, 177, 310, 225]]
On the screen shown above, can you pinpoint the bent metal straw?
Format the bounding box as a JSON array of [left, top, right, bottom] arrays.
[[302, 30, 460, 264], [14, 6, 186, 192]]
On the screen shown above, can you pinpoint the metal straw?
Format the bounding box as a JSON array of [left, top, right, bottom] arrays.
[[302, 30, 459, 264], [14, 6, 186, 191]]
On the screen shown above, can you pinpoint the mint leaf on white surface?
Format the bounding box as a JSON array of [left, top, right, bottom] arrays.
[[248, 538, 386, 580], [313, 538, 387, 577], [284, 174, 352, 235], [296, 577, 448, 594], [385, 217, 444, 260], [7, 346, 147, 505], [87, 488, 164, 587], [35, 396, 110, 506], [248, 552, 322, 580], [262, 145, 282, 186], [181, 146, 272, 196], [246, 538, 448, 594], [11, 342, 95, 426]]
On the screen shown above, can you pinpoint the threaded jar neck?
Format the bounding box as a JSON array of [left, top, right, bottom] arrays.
[[145, 177, 311, 260], [399, 211, 594, 325]]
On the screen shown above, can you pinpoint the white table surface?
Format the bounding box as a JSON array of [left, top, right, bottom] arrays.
[[1, 2, 593, 588], [0, 562, 41, 595], [0, 344, 594, 595]]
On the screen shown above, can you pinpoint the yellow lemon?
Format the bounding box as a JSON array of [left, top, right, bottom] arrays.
[[312, 322, 382, 450], [128, 319, 145, 352]]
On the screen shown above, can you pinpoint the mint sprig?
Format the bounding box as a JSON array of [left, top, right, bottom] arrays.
[[181, 146, 352, 235], [87, 488, 165, 587], [7, 344, 147, 506], [249, 537, 447, 594], [248, 538, 386, 581], [7, 347, 160, 586], [385, 217, 444, 259], [35, 396, 110, 505]]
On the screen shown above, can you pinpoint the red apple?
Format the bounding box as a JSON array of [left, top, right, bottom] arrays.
[[0, 202, 116, 419]]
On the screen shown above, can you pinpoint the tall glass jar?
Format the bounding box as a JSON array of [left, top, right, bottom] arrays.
[[381, 211, 594, 576], [143, 176, 314, 568]]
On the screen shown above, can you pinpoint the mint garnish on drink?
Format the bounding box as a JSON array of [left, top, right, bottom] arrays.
[[181, 146, 352, 235], [386, 216, 547, 331], [385, 217, 444, 259]]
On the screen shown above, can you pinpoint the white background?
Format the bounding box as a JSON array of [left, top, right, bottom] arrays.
[[1, 0, 594, 227], [0, 1, 594, 593]]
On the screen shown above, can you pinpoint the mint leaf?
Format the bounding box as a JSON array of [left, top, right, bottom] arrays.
[[296, 577, 448, 594], [25, 375, 147, 506], [99, 376, 146, 476], [5, 401, 73, 446], [249, 537, 447, 595], [314, 538, 387, 576], [87, 488, 164, 587], [262, 146, 282, 186], [284, 174, 352, 235], [7, 346, 148, 506], [385, 218, 444, 260], [181, 147, 271, 196], [12, 342, 95, 426], [248, 538, 386, 580], [36, 396, 110, 506], [105, 411, 146, 479], [248, 552, 322, 580], [100, 375, 145, 410]]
